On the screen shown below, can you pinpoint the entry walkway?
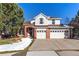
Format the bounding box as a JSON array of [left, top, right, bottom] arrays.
[[0, 38, 32, 52]]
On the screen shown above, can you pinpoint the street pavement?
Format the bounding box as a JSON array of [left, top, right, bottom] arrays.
[[26, 51, 58, 56]]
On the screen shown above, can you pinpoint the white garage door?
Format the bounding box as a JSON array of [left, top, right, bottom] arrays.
[[50, 30, 65, 39], [36, 29, 46, 39]]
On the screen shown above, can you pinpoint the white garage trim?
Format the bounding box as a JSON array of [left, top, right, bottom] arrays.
[[50, 29, 70, 39], [36, 29, 46, 39], [50, 31, 65, 39]]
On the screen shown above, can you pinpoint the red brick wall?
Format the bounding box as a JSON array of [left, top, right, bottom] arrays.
[[46, 29, 50, 40], [24, 26, 27, 37], [34, 29, 36, 40]]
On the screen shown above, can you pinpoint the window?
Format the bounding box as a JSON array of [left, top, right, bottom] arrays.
[[50, 31, 52, 32], [57, 31, 59, 32], [52, 20, 55, 24], [42, 30, 43, 32], [55, 31, 57, 32], [37, 31, 39, 32], [62, 31, 64, 32], [40, 18, 43, 24], [65, 31, 68, 32], [44, 31, 46, 32], [60, 31, 61, 32], [40, 31, 41, 32]]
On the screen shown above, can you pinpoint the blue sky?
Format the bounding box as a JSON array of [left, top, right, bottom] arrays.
[[18, 3, 79, 24]]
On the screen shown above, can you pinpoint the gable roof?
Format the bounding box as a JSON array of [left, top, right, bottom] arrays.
[[34, 13, 62, 20], [33, 13, 48, 19]]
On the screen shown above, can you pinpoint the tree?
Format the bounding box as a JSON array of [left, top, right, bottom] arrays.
[[0, 3, 24, 37], [70, 10, 79, 38], [64, 17, 70, 25]]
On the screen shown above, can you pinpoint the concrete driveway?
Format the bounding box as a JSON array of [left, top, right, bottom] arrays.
[[29, 39, 79, 51], [26, 39, 79, 56]]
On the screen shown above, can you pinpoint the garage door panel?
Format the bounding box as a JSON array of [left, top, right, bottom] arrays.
[[50, 32, 65, 39], [51, 33, 64, 38], [50, 30, 65, 39], [36, 30, 46, 39]]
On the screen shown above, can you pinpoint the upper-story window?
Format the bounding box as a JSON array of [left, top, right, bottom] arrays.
[[52, 20, 55, 24], [40, 18, 43, 24]]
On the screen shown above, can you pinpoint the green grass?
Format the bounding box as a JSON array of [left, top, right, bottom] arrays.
[[0, 50, 19, 54], [0, 38, 21, 45], [0, 39, 12, 45]]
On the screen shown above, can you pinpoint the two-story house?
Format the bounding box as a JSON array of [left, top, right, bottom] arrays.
[[23, 13, 73, 40]]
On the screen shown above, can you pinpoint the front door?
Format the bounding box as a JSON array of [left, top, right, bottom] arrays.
[[27, 27, 34, 38]]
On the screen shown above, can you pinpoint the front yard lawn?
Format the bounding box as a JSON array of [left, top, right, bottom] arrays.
[[0, 39, 11, 45], [0, 38, 21, 45]]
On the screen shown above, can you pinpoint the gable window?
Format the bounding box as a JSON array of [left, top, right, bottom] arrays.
[[52, 20, 55, 24], [40, 18, 43, 24]]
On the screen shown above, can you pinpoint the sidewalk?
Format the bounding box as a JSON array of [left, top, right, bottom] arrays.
[[26, 51, 58, 56], [0, 38, 32, 52]]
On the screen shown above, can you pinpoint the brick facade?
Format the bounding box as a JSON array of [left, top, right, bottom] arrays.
[[24, 26, 27, 37], [34, 29, 36, 40], [46, 28, 50, 40], [24, 25, 36, 39]]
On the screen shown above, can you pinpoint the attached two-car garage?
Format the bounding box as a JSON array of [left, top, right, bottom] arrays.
[[36, 29, 70, 39]]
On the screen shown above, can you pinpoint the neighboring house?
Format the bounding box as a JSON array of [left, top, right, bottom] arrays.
[[23, 13, 73, 40]]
